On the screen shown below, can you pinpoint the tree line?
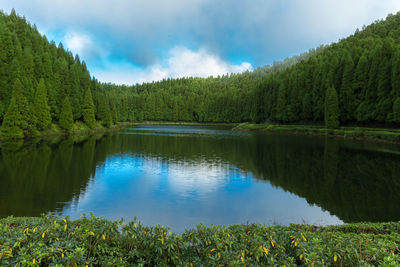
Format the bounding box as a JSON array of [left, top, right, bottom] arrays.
[[1, 9, 400, 138]]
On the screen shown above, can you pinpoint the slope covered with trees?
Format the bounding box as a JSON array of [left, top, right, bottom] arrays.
[[1, 9, 400, 139], [98, 12, 400, 127]]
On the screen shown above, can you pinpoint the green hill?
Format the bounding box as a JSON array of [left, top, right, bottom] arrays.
[[1, 9, 400, 138]]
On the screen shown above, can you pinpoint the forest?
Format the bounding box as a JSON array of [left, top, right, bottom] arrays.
[[1, 9, 400, 138]]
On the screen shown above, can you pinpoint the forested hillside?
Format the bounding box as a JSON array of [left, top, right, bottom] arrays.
[[0, 9, 400, 138], [120, 12, 400, 125], [0, 9, 96, 137]]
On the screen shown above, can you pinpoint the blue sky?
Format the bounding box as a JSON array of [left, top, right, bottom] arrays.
[[1, 0, 400, 85]]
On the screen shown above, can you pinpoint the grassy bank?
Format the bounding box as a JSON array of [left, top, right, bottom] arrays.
[[1, 215, 399, 266], [233, 122, 400, 144], [1, 121, 237, 141], [126, 121, 238, 127]]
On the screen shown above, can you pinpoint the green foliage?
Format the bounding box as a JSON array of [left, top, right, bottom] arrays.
[[82, 89, 96, 129], [33, 78, 52, 130], [59, 97, 73, 132], [8, 78, 39, 137], [2, 9, 400, 136], [394, 97, 400, 123], [96, 96, 112, 128], [1, 97, 24, 139], [0, 215, 399, 266], [325, 86, 340, 128]]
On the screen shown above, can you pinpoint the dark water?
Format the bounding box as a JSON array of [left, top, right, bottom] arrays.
[[1, 125, 400, 232]]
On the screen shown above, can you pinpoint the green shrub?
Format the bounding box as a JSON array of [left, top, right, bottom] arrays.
[[0, 215, 399, 266]]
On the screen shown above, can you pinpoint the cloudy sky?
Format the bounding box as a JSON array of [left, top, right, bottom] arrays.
[[1, 0, 400, 85]]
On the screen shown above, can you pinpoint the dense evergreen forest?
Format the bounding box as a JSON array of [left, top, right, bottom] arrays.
[[1, 9, 400, 138]]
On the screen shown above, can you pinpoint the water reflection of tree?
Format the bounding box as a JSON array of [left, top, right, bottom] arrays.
[[1, 131, 399, 223], [106, 131, 400, 223], [0, 136, 102, 217]]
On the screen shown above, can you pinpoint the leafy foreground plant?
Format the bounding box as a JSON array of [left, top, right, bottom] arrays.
[[0, 215, 399, 266]]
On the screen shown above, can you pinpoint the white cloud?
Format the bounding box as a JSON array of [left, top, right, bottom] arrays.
[[64, 32, 104, 63], [166, 47, 252, 78], [93, 46, 253, 85], [64, 32, 92, 56], [1, 0, 400, 81]]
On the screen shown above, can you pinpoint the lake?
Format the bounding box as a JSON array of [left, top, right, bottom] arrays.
[[1, 125, 399, 232]]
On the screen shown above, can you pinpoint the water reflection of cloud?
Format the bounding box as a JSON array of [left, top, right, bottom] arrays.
[[60, 153, 343, 232], [167, 161, 230, 197]]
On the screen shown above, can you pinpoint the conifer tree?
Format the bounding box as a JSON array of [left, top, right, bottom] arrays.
[[339, 52, 355, 122], [301, 93, 312, 120], [82, 88, 96, 128], [1, 97, 24, 139], [33, 78, 52, 130], [59, 97, 73, 132], [325, 86, 339, 128], [353, 53, 369, 103], [10, 78, 35, 134], [276, 82, 287, 122], [393, 97, 400, 123], [392, 48, 400, 96], [97, 96, 112, 127]]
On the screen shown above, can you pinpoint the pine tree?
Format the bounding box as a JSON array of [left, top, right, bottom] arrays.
[[301, 93, 312, 121], [339, 52, 355, 122], [393, 97, 400, 123], [97, 96, 112, 127], [33, 78, 52, 130], [353, 53, 369, 105], [276, 80, 287, 122], [82, 88, 96, 128], [325, 86, 339, 128], [59, 97, 73, 132], [392, 48, 400, 97], [0, 29, 14, 104], [1, 97, 24, 139], [10, 78, 36, 134]]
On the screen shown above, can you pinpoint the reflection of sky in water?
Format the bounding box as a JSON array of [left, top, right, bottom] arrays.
[[62, 154, 342, 233]]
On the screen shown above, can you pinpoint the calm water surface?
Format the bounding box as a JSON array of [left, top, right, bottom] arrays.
[[1, 125, 400, 232]]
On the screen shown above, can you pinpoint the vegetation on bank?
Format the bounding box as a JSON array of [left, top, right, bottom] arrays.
[[0, 215, 399, 266], [234, 122, 400, 143]]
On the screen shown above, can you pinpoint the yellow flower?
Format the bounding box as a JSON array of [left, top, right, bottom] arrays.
[[102, 234, 106, 240], [334, 255, 337, 262], [32, 258, 36, 264], [301, 233, 307, 241], [42, 232, 45, 239], [263, 247, 268, 255], [134, 223, 137, 228]]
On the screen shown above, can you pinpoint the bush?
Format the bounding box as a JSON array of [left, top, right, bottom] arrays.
[[0, 215, 399, 266]]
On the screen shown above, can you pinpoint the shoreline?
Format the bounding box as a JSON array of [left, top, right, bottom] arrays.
[[3, 121, 400, 145], [233, 122, 400, 145], [0, 121, 238, 141]]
